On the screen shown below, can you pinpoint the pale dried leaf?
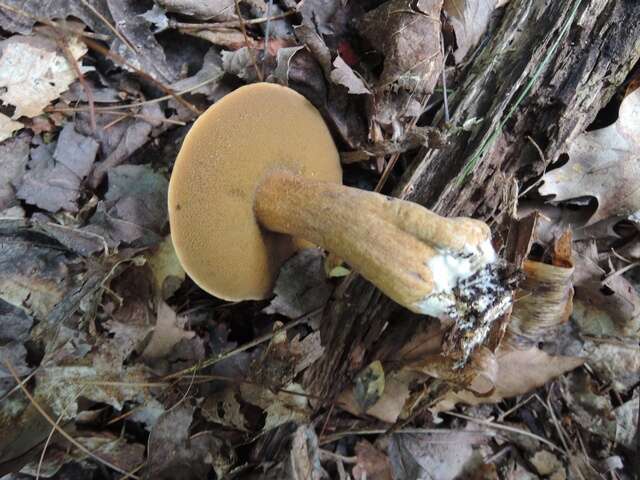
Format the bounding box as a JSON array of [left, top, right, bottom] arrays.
[[142, 301, 195, 359], [0, 113, 22, 142], [330, 55, 371, 94], [353, 440, 393, 480], [155, 0, 236, 20], [540, 88, 640, 223], [582, 339, 639, 391], [338, 370, 415, 424], [288, 425, 323, 480], [146, 236, 186, 299], [34, 363, 150, 420], [388, 430, 492, 480], [202, 389, 248, 431], [240, 382, 310, 431], [530, 450, 564, 477], [432, 338, 584, 411], [572, 252, 640, 338], [0, 133, 29, 209], [614, 396, 638, 449], [443, 0, 499, 62], [0, 34, 88, 119]]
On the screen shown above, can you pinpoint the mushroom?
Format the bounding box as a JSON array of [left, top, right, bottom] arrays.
[[168, 83, 510, 327]]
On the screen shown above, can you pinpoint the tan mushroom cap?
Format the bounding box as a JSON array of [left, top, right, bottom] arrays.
[[168, 83, 342, 301]]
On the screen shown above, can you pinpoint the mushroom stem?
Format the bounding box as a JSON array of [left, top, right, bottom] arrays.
[[255, 170, 501, 316]]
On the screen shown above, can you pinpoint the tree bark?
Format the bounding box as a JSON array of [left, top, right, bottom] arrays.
[[304, 0, 640, 401]]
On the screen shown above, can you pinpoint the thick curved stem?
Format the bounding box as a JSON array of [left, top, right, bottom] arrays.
[[255, 171, 498, 316]]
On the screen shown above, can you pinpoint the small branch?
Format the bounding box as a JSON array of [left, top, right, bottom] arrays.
[[162, 309, 319, 380], [234, 0, 263, 81], [79, 0, 136, 53]]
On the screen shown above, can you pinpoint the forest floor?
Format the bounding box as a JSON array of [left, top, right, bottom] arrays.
[[0, 1, 638, 479]]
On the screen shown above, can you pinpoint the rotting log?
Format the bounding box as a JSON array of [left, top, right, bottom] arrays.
[[303, 0, 640, 402]]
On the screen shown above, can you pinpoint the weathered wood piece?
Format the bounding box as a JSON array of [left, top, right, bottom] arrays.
[[304, 0, 640, 401]]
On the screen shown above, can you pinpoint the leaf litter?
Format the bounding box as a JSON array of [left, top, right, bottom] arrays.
[[0, 0, 638, 478]]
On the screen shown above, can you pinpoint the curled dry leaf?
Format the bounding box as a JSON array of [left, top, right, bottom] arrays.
[[510, 259, 574, 337], [84, 164, 168, 248], [358, 0, 443, 93], [540, 88, 640, 224]]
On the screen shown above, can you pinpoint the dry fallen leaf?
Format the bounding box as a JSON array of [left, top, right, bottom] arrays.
[[142, 301, 195, 360], [239, 382, 311, 431], [388, 429, 493, 480], [572, 250, 640, 338], [330, 55, 371, 95], [0, 133, 29, 209], [0, 33, 88, 120], [352, 440, 394, 480], [17, 125, 99, 213], [146, 236, 186, 300], [443, 0, 502, 62], [358, 0, 443, 93], [433, 335, 584, 412], [540, 87, 640, 224], [263, 249, 333, 319], [155, 0, 236, 20], [0, 113, 23, 142]]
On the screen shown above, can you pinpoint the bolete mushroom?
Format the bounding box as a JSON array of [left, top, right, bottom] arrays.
[[168, 83, 510, 330]]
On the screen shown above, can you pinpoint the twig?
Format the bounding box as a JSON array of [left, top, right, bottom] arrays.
[[118, 461, 145, 480], [163, 309, 319, 380], [79, 36, 201, 115], [3, 359, 139, 479], [320, 427, 496, 446], [443, 411, 564, 453], [36, 387, 86, 480], [55, 34, 97, 132], [48, 74, 223, 113], [263, 0, 274, 70], [170, 11, 295, 30], [0, 0, 201, 117], [234, 0, 263, 81], [79, 0, 136, 54]]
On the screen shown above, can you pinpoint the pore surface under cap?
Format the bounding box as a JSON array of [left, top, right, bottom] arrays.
[[168, 82, 342, 300]]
